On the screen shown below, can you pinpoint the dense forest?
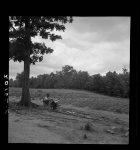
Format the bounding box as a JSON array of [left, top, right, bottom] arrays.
[[9, 65, 129, 98]]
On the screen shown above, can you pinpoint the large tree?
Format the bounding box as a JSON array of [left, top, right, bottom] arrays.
[[9, 16, 73, 107]]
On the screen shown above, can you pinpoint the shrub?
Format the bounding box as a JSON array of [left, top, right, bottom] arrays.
[[84, 122, 93, 131]]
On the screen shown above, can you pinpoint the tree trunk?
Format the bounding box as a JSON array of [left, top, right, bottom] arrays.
[[20, 57, 31, 107], [20, 17, 31, 107]]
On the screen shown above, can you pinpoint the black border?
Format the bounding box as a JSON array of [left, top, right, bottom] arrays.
[[4, 9, 138, 147]]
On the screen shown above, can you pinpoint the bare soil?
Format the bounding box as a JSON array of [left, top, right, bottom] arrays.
[[8, 88, 129, 144]]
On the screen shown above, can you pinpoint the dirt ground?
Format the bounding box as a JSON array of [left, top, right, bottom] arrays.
[[8, 96, 129, 144]]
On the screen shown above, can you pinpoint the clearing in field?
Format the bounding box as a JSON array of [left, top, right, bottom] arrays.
[[8, 87, 129, 144]]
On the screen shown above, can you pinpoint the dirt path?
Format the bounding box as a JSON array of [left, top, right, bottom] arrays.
[[8, 101, 129, 144], [8, 112, 70, 143]]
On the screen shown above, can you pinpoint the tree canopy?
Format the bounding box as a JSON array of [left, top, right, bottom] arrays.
[[9, 16, 73, 64]]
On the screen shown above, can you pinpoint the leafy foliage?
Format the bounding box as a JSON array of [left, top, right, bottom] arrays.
[[10, 66, 129, 98], [9, 16, 73, 64]]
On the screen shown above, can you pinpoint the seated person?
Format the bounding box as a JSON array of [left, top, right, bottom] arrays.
[[43, 93, 58, 110], [50, 100, 58, 110], [43, 93, 52, 106]]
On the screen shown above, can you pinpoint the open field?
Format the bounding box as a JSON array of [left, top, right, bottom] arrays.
[[9, 87, 129, 114], [8, 87, 129, 144]]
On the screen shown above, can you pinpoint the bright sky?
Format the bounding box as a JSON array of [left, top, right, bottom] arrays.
[[9, 17, 130, 79]]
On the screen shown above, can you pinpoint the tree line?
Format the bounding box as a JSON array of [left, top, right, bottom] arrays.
[[9, 65, 129, 98]]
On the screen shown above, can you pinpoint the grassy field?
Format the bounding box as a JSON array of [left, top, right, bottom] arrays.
[[9, 87, 129, 114]]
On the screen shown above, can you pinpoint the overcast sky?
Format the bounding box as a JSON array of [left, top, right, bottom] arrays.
[[9, 17, 130, 79]]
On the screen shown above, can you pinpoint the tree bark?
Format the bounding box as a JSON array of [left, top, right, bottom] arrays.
[[20, 17, 31, 107], [20, 57, 31, 106]]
